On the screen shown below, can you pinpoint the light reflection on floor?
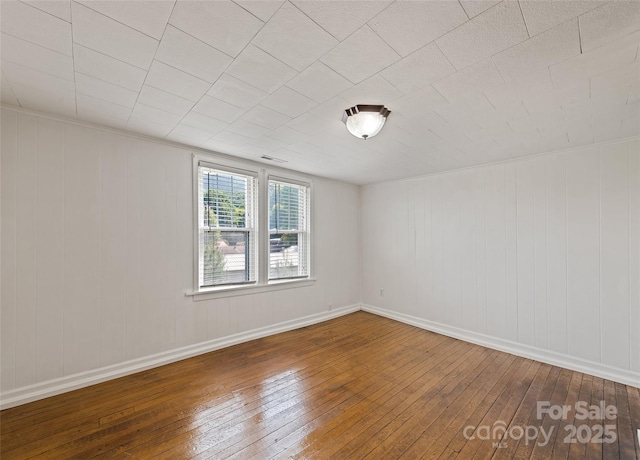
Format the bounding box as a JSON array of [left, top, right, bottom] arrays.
[[185, 368, 307, 457]]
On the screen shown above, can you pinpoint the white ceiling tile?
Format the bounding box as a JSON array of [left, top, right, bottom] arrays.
[[519, 0, 605, 37], [237, 143, 272, 158], [380, 43, 455, 94], [592, 59, 640, 89], [445, 92, 496, 115], [9, 83, 77, 118], [320, 26, 400, 83], [22, 1, 71, 22], [340, 75, 403, 106], [1, 1, 71, 55], [436, 1, 529, 70], [76, 0, 174, 40], [368, 1, 467, 57], [225, 45, 297, 93], [465, 123, 513, 142], [407, 110, 458, 139], [286, 62, 353, 103], [253, 2, 337, 71], [434, 104, 482, 133], [201, 137, 238, 154], [493, 19, 580, 81], [211, 130, 253, 146], [131, 103, 183, 126], [389, 85, 449, 116], [180, 112, 227, 133], [71, 2, 158, 69], [550, 31, 640, 89], [2, 60, 74, 96], [192, 95, 246, 123], [233, 0, 284, 22], [167, 124, 217, 144], [137, 85, 194, 116], [508, 107, 563, 133], [225, 119, 270, 139], [126, 116, 176, 138], [432, 58, 504, 101], [0, 0, 636, 184], [73, 44, 147, 92], [155, 25, 232, 83], [75, 73, 138, 108], [309, 96, 350, 121], [590, 62, 639, 105], [1, 33, 73, 81], [287, 112, 332, 136], [169, 0, 263, 57], [145, 60, 210, 102], [242, 105, 291, 129], [565, 116, 594, 146], [78, 110, 128, 130], [248, 135, 287, 151], [523, 79, 589, 114], [483, 68, 554, 108], [561, 96, 626, 123], [165, 133, 206, 148], [1, 73, 19, 105], [459, 0, 501, 19], [538, 125, 570, 150], [260, 86, 316, 118], [471, 101, 529, 129], [291, 0, 392, 41], [266, 125, 309, 144], [208, 74, 267, 110], [76, 93, 132, 121], [579, 1, 640, 52]]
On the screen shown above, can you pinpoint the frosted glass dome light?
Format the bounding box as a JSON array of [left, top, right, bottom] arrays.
[[342, 105, 391, 140]]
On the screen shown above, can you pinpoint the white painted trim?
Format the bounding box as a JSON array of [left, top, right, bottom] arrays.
[[187, 278, 316, 301], [3, 303, 636, 409], [362, 304, 640, 389], [0, 304, 360, 410]]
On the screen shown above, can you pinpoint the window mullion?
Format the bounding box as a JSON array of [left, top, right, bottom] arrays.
[[258, 168, 269, 286]]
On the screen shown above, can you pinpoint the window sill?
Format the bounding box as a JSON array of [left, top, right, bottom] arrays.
[[186, 278, 316, 301]]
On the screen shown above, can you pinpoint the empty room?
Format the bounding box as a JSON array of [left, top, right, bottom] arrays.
[[1, 0, 639, 458]]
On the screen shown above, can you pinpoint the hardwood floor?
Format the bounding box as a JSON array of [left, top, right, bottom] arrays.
[[1, 311, 639, 459]]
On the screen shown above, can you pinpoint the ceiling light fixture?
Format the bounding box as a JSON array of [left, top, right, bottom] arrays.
[[342, 105, 390, 140]]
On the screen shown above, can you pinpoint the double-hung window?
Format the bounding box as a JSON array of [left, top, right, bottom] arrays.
[[194, 157, 311, 296], [197, 162, 257, 288], [268, 178, 310, 280]]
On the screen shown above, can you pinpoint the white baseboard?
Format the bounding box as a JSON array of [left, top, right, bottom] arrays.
[[361, 304, 640, 389], [0, 304, 360, 410], [3, 303, 637, 410]]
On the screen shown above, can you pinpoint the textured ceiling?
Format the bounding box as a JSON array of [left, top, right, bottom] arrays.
[[1, 0, 639, 184]]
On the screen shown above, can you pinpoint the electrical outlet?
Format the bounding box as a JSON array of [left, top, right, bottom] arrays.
[[328, 303, 333, 311], [379, 288, 384, 297]]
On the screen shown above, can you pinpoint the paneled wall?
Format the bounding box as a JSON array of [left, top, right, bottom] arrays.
[[361, 139, 639, 381], [0, 109, 361, 398]]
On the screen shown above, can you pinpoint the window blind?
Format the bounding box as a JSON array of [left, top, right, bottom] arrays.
[[198, 164, 257, 287], [268, 179, 310, 280]]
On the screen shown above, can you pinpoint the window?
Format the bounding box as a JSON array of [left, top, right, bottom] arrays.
[[194, 157, 312, 296], [268, 178, 310, 280], [197, 162, 257, 288]]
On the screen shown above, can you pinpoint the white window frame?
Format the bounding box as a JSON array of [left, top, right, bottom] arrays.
[[267, 175, 311, 281], [189, 154, 314, 300], [196, 160, 258, 289]]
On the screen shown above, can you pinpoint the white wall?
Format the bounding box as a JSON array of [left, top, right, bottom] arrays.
[[0, 108, 361, 405], [361, 139, 640, 386]]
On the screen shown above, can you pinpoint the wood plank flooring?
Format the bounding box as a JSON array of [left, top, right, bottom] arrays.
[[1, 311, 639, 459]]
